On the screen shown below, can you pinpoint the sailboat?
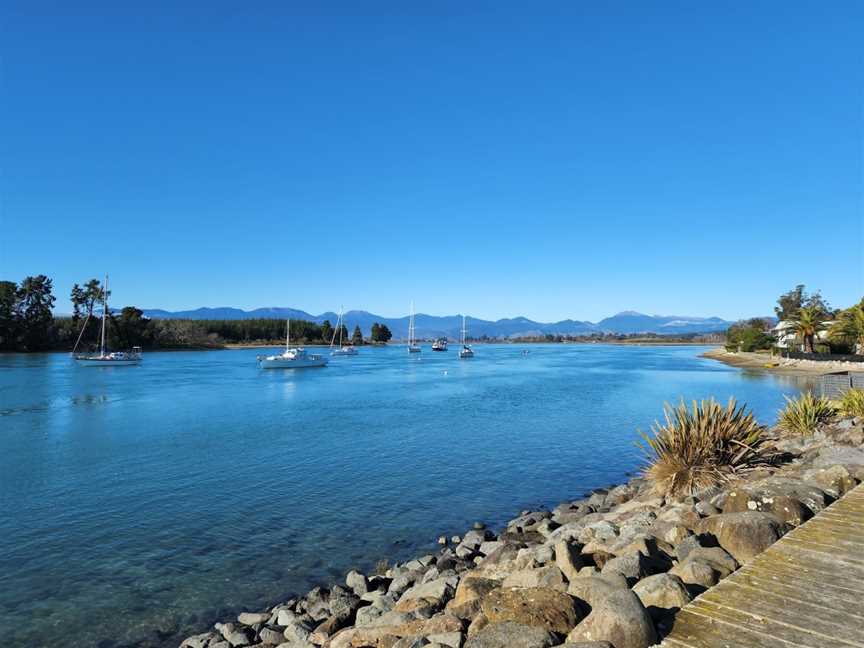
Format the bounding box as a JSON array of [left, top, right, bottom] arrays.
[[330, 306, 358, 356], [72, 275, 142, 366], [258, 319, 328, 368], [458, 315, 474, 359], [407, 301, 421, 353]]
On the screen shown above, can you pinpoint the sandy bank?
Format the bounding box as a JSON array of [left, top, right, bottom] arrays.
[[702, 348, 864, 376]]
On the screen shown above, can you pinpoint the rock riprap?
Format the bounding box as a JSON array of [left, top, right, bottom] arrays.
[[179, 416, 864, 648]]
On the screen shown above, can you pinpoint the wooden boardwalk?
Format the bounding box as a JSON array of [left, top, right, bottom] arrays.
[[660, 483, 864, 648]]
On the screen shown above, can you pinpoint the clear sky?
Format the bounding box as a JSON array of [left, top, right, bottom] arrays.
[[2, 1, 862, 321]]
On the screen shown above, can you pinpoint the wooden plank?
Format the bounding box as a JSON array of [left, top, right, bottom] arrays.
[[659, 483, 864, 648], [687, 599, 864, 647]]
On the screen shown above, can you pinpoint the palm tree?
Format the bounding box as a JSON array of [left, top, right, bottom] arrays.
[[830, 299, 864, 354], [793, 306, 825, 353]]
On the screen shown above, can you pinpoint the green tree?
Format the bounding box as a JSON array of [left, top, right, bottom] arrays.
[[352, 325, 364, 346], [112, 306, 150, 348], [70, 283, 86, 320], [321, 319, 334, 344], [830, 299, 864, 354], [83, 278, 108, 317], [0, 280, 18, 350], [15, 275, 56, 350], [793, 306, 825, 354], [725, 318, 773, 352], [371, 322, 392, 343], [775, 285, 830, 321]]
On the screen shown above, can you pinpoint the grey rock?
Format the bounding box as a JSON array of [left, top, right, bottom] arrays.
[[566, 578, 656, 648], [554, 540, 584, 581], [697, 512, 786, 564], [631, 572, 691, 621], [346, 569, 368, 596], [600, 552, 651, 586], [501, 566, 566, 591], [258, 627, 285, 644], [237, 612, 270, 626], [180, 633, 213, 648], [464, 621, 557, 648]]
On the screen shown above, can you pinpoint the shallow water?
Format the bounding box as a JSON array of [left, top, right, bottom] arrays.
[[0, 344, 809, 647]]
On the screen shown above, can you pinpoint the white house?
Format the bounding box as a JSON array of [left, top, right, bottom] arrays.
[[772, 319, 835, 351]]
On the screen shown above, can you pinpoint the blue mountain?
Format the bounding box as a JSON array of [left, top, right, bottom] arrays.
[[139, 307, 733, 338]]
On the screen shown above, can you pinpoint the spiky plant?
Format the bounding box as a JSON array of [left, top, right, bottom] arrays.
[[777, 392, 835, 435], [640, 398, 767, 496], [838, 388, 864, 419]]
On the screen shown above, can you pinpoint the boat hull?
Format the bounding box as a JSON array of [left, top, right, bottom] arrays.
[[331, 348, 358, 356], [259, 357, 328, 369], [75, 358, 141, 366], [408, 346, 421, 353]]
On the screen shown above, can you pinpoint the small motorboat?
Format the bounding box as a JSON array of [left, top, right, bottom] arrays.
[[432, 338, 448, 351]]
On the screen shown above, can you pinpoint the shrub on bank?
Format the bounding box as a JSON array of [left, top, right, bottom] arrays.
[[640, 398, 767, 496], [777, 392, 835, 435], [838, 388, 864, 419]]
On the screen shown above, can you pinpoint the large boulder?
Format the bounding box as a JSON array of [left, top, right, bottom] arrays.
[[446, 575, 501, 619], [697, 512, 787, 564], [480, 586, 584, 634], [464, 621, 558, 648], [799, 465, 857, 498], [631, 573, 691, 621], [600, 552, 652, 586], [501, 566, 566, 591], [722, 478, 830, 526], [554, 540, 584, 581], [395, 576, 458, 613], [566, 577, 657, 648]]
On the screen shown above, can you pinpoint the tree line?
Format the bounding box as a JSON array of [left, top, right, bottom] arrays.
[[0, 275, 394, 351]]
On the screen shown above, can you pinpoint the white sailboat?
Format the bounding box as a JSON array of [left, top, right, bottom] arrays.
[[407, 301, 421, 353], [330, 306, 358, 356], [458, 315, 474, 359], [72, 275, 142, 366], [258, 319, 328, 369]]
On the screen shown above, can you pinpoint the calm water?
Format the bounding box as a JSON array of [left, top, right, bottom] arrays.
[[0, 344, 808, 647]]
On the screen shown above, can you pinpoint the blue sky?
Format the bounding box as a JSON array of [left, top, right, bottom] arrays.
[[2, 1, 862, 321]]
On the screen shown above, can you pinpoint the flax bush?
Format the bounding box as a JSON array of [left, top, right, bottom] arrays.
[[777, 392, 835, 435], [640, 398, 767, 496], [838, 388, 864, 419]]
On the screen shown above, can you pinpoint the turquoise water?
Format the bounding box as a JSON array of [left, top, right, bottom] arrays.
[[0, 345, 808, 647]]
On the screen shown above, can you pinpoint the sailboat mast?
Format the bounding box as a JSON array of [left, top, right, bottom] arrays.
[[101, 274, 108, 356], [339, 306, 344, 348], [409, 301, 415, 345], [286, 319, 290, 350]]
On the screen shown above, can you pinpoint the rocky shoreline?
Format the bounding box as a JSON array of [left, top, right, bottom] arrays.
[[179, 417, 864, 648]]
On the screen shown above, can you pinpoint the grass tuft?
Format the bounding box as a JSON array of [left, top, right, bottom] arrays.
[[777, 392, 835, 435], [640, 398, 767, 497], [838, 388, 864, 419]]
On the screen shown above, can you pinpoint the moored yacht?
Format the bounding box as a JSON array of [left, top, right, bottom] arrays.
[[258, 320, 328, 369], [72, 275, 142, 366], [407, 301, 421, 353], [330, 306, 358, 356], [458, 315, 474, 359]]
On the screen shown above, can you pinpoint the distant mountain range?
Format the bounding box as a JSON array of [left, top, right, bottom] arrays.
[[140, 307, 734, 338]]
